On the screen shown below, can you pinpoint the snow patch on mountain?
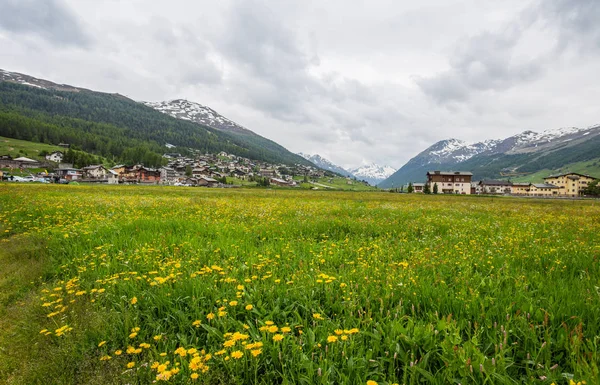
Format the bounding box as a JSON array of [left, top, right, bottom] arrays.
[[144, 99, 252, 134]]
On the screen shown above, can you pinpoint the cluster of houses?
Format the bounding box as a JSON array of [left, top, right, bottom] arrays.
[[407, 171, 598, 197], [2, 150, 333, 187]]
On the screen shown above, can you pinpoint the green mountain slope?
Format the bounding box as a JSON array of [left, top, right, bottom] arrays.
[[0, 80, 312, 167]]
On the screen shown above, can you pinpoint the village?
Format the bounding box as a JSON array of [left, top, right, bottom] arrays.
[[404, 170, 599, 198], [0, 149, 364, 188]]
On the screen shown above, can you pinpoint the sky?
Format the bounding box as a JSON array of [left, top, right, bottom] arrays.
[[1, 0, 599, 169]]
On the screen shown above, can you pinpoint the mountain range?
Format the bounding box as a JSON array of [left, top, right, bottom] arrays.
[[297, 153, 396, 185], [379, 125, 600, 188], [0, 69, 312, 168]]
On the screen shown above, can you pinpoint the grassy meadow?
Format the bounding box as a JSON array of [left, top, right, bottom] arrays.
[[0, 184, 599, 385]]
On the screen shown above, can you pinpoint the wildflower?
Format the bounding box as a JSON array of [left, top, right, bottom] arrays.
[[129, 332, 138, 339], [224, 340, 236, 348], [130, 297, 137, 305], [268, 325, 279, 333], [231, 350, 243, 359], [281, 326, 291, 333], [313, 313, 324, 320], [367, 381, 378, 385], [98, 340, 107, 347], [334, 329, 343, 335], [153, 335, 162, 341], [174, 347, 187, 357], [251, 349, 262, 357], [229, 300, 238, 306], [192, 320, 201, 327], [327, 335, 338, 343], [272, 334, 284, 342], [191, 373, 199, 380], [206, 313, 215, 320], [245, 304, 253, 311], [114, 350, 122, 355], [127, 362, 135, 368], [99, 355, 111, 361]]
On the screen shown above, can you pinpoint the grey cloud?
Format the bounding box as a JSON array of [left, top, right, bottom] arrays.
[[416, 28, 545, 103], [538, 0, 600, 51], [0, 0, 91, 47]]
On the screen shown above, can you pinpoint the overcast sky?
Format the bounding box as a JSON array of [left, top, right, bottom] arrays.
[[1, 0, 599, 169]]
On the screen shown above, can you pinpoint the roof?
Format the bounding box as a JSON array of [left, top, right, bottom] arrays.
[[108, 170, 119, 175], [512, 182, 530, 186], [199, 176, 217, 182], [532, 183, 559, 189], [479, 179, 512, 186], [427, 171, 473, 176], [412, 183, 425, 187], [14, 156, 37, 162], [83, 165, 105, 170], [544, 172, 597, 179]]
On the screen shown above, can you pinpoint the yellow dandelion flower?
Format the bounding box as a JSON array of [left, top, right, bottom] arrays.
[[229, 300, 238, 306], [98, 340, 107, 347], [206, 313, 215, 320], [313, 313, 324, 320], [327, 335, 338, 343], [245, 304, 253, 311], [191, 373, 199, 380], [251, 349, 262, 357], [130, 297, 137, 305], [231, 350, 243, 359], [281, 326, 291, 333], [272, 334, 284, 342], [127, 362, 135, 368], [192, 320, 201, 327]]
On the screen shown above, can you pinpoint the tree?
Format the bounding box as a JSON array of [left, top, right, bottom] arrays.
[[303, 174, 309, 183], [583, 180, 600, 196], [185, 165, 192, 177], [433, 183, 439, 194], [423, 183, 431, 194], [407, 182, 414, 193]]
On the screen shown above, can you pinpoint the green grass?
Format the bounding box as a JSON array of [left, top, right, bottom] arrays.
[[511, 157, 600, 183], [293, 176, 378, 191], [0, 185, 599, 384], [0, 136, 63, 161]]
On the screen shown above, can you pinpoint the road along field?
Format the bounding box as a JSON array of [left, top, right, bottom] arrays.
[[0, 184, 598, 384]]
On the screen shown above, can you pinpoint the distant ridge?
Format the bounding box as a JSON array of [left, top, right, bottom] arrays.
[[379, 124, 600, 188]]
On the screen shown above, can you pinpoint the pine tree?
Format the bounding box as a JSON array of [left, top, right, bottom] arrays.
[[433, 183, 439, 194], [407, 182, 414, 193]]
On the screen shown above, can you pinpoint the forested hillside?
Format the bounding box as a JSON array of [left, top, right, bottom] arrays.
[[0, 82, 311, 167]]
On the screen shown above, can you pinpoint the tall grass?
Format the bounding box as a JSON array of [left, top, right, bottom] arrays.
[[0, 184, 598, 384]]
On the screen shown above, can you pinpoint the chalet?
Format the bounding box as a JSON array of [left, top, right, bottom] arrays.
[[56, 167, 83, 181], [192, 167, 207, 177], [13, 157, 41, 168], [197, 176, 218, 187], [413, 183, 425, 193], [45, 151, 64, 163], [478, 180, 512, 195], [543, 172, 598, 197], [511, 183, 530, 195], [158, 166, 178, 182], [83, 165, 108, 179], [259, 169, 278, 178], [426, 171, 472, 194], [111, 165, 126, 175], [270, 178, 297, 187], [528, 183, 559, 196], [137, 167, 161, 183], [107, 170, 119, 184], [0, 155, 21, 169]]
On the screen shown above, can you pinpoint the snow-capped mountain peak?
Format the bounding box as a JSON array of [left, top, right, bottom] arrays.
[[350, 163, 396, 185], [297, 153, 353, 177], [144, 99, 252, 134]]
